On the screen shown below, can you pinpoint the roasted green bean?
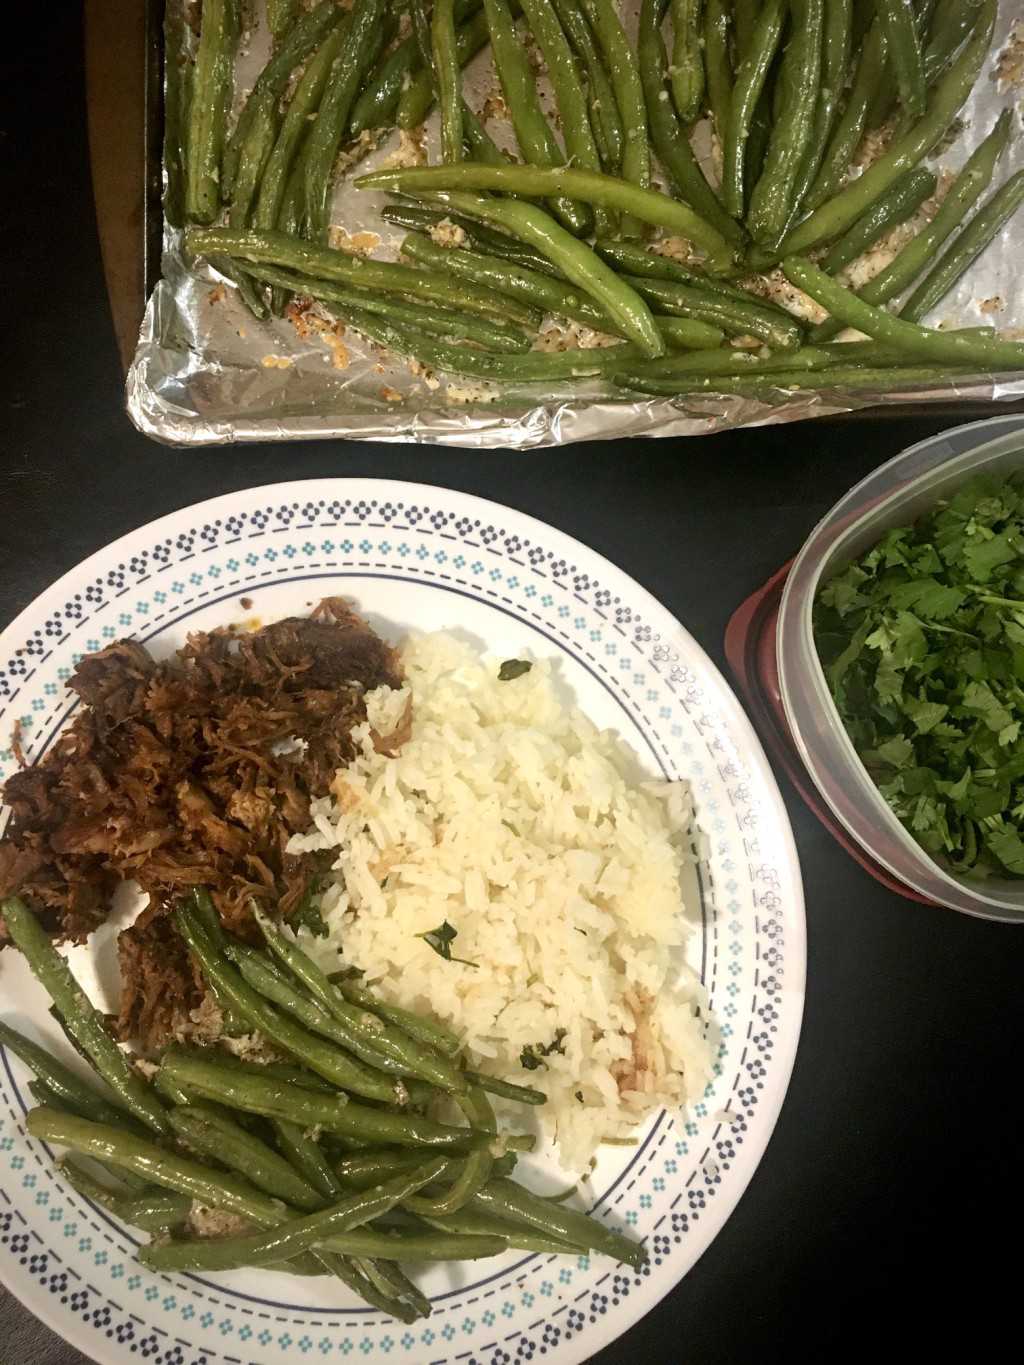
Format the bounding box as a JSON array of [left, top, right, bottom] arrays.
[[432, 0, 464, 162], [138, 1161, 448, 1273], [782, 255, 1024, 368], [267, 0, 300, 41], [721, 0, 786, 219], [789, 0, 854, 214], [160, 1045, 499, 1149], [350, 35, 417, 134], [167, 1103, 325, 1210], [613, 361, 976, 394], [810, 109, 1011, 342], [246, 261, 532, 351], [595, 240, 792, 314], [577, 0, 650, 236], [1, 899, 169, 1134], [0, 1020, 134, 1128], [419, 1204, 582, 1253], [472, 1178, 646, 1269], [923, 0, 985, 85], [620, 275, 804, 349], [804, 15, 887, 211], [359, 166, 738, 272], [273, 1116, 346, 1201], [61, 1159, 192, 1232], [395, 190, 670, 352], [669, 0, 705, 125], [481, 0, 590, 235], [702, 0, 733, 142], [253, 909, 466, 1093], [185, 0, 238, 223], [300, 301, 655, 376], [747, 0, 825, 248], [303, 0, 386, 241], [399, 230, 613, 329], [404, 1087, 495, 1216], [782, 0, 997, 255], [335, 977, 464, 1058], [224, 0, 341, 201], [162, 0, 192, 228], [637, 0, 746, 246], [28, 1107, 285, 1223], [874, 0, 926, 119], [550, 0, 623, 172], [900, 171, 1024, 323], [819, 165, 937, 274], [253, 22, 348, 233], [463, 1071, 547, 1105], [398, 10, 490, 131], [229, 944, 426, 1081], [186, 227, 541, 325], [519, 0, 613, 236], [175, 905, 404, 1102]]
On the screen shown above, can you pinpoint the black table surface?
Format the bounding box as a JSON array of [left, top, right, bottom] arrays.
[[2, 10, 1023, 1365]]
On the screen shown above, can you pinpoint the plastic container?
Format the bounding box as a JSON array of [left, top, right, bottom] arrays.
[[777, 414, 1024, 924]]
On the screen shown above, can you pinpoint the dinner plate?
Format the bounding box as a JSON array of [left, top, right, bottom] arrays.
[[0, 479, 804, 1365]]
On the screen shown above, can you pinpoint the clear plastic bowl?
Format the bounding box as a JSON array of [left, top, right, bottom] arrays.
[[777, 414, 1024, 924]]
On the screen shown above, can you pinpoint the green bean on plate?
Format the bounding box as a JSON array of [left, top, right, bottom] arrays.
[[1, 875, 648, 1321]]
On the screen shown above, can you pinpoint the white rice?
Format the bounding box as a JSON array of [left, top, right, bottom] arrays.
[[288, 632, 712, 1173]]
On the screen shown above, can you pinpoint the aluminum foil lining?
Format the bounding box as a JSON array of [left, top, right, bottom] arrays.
[[127, 2, 1024, 448]]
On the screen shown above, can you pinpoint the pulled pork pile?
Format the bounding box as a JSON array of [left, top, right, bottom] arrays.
[[0, 599, 399, 1049]]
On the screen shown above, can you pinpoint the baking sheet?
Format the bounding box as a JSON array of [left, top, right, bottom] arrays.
[[127, 1, 1024, 448]]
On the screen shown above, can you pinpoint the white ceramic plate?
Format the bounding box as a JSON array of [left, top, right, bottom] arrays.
[[0, 480, 804, 1365]]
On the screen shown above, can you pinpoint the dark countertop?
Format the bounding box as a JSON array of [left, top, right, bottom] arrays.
[[2, 8, 1023, 1364]]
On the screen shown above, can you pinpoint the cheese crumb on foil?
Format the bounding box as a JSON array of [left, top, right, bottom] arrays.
[[428, 218, 468, 248], [334, 128, 383, 175], [285, 303, 350, 369], [651, 235, 697, 265], [327, 228, 381, 256], [380, 128, 428, 170], [408, 358, 442, 390], [995, 21, 1024, 88], [481, 90, 510, 122]]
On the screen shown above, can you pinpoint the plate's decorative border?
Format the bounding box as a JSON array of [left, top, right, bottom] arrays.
[[0, 484, 802, 1365]]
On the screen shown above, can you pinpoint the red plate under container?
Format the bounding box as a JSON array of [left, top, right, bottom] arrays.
[[724, 564, 934, 906]]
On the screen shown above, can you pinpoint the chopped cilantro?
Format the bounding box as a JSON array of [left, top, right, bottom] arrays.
[[519, 1029, 567, 1071], [814, 472, 1024, 878], [498, 659, 532, 681], [416, 920, 477, 967], [291, 876, 329, 938]]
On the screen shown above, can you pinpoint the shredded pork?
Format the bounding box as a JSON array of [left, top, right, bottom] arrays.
[[0, 599, 399, 1049]]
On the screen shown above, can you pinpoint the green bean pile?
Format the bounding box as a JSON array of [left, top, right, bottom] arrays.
[[0, 890, 644, 1320], [169, 0, 1024, 400]]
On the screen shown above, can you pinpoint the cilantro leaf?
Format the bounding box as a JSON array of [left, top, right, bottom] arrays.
[[984, 820, 1024, 874], [520, 1029, 567, 1071], [963, 530, 1018, 582], [416, 921, 477, 967], [498, 659, 533, 681], [902, 696, 949, 734]]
